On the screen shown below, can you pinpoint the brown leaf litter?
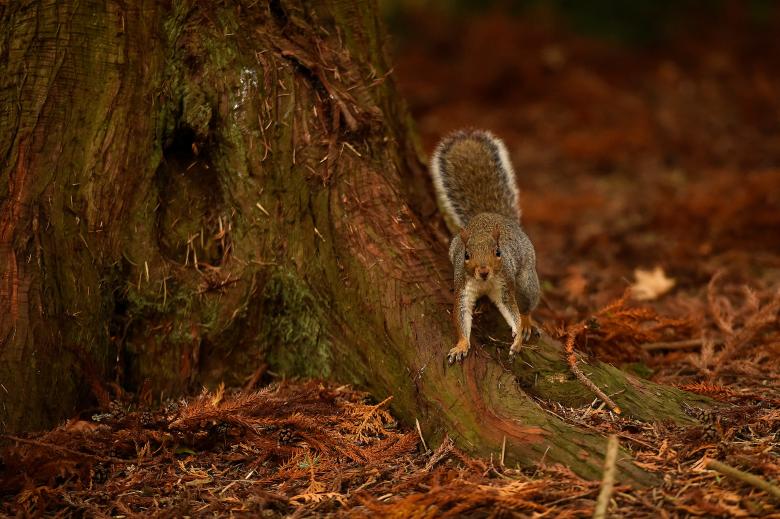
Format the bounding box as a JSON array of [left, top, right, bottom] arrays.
[[2, 374, 780, 517]]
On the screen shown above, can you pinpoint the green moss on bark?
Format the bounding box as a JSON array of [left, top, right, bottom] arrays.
[[261, 269, 331, 378]]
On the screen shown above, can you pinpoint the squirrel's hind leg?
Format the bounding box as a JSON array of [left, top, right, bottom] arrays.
[[515, 267, 540, 315], [514, 267, 541, 346], [519, 313, 535, 343]]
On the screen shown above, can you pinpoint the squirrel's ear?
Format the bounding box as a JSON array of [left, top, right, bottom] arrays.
[[492, 225, 501, 242], [459, 227, 470, 244]]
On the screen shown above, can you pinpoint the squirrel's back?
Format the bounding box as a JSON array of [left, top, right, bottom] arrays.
[[430, 129, 520, 230]]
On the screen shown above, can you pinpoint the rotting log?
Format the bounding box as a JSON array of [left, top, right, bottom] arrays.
[[0, 0, 710, 483]]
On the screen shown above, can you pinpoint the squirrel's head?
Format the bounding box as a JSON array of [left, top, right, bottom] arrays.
[[460, 225, 502, 282]]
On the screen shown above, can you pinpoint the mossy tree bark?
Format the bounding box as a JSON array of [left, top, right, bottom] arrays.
[[0, 0, 708, 482]]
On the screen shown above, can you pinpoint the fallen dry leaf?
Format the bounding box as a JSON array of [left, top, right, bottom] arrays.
[[631, 267, 675, 301]]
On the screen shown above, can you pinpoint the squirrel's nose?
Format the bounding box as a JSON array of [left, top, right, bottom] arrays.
[[478, 267, 490, 280]]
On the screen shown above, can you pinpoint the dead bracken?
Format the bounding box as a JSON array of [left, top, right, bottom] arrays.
[[1, 377, 779, 517]]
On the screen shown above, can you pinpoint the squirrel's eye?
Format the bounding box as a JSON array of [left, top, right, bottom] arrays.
[[464, 251, 470, 261], [495, 248, 501, 257]]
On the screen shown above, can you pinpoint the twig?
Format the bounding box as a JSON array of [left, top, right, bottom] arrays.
[[500, 435, 506, 467], [565, 323, 621, 414], [593, 435, 619, 519], [707, 459, 780, 501], [415, 418, 429, 453]]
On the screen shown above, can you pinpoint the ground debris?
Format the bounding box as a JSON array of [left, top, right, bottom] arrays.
[[2, 378, 779, 517], [0, 381, 584, 517]]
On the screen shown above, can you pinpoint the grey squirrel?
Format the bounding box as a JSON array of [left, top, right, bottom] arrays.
[[430, 129, 540, 364]]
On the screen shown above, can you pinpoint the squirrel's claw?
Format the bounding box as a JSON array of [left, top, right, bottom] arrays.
[[448, 340, 470, 364], [510, 325, 539, 360], [519, 315, 535, 343], [448, 351, 464, 364]]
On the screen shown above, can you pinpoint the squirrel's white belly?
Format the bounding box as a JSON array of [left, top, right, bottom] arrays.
[[464, 276, 504, 306], [463, 276, 516, 336]]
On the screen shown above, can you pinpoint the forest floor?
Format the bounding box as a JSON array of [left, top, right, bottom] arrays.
[[3, 6, 780, 518]]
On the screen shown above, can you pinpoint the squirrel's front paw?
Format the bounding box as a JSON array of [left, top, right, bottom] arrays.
[[447, 339, 470, 364]]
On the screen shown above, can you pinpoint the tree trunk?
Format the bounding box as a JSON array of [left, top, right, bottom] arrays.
[[0, 0, 709, 483]]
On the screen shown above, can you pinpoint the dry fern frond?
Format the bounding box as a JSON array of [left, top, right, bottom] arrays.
[[710, 289, 780, 380], [343, 396, 395, 443]]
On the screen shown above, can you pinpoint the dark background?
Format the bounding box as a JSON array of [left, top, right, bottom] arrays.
[[386, 0, 780, 382]]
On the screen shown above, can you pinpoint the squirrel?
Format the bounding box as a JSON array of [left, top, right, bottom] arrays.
[[429, 129, 540, 364]]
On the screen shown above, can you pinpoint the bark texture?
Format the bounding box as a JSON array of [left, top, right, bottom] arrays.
[[0, 0, 709, 483]]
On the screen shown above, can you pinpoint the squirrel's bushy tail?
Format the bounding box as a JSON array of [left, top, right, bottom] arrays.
[[430, 129, 520, 230]]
